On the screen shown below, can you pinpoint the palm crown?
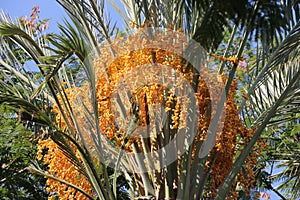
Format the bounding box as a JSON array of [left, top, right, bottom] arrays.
[[0, 0, 299, 199]]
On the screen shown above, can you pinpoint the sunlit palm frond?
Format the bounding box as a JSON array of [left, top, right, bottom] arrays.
[[245, 60, 300, 127], [270, 147, 300, 199], [0, 10, 117, 200], [241, 20, 300, 128], [56, 0, 115, 55], [217, 10, 300, 199], [0, 12, 54, 124]]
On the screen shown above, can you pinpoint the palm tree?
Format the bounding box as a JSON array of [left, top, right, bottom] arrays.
[[0, 0, 299, 199]]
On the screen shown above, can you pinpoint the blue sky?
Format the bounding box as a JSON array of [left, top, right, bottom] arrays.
[[0, 0, 66, 32], [0, 0, 124, 33]]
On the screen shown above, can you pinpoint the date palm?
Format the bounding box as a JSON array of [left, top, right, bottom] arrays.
[[0, 0, 299, 199]]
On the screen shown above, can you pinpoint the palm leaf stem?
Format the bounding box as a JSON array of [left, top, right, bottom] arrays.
[[27, 164, 95, 200], [218, 24, 237, 74]]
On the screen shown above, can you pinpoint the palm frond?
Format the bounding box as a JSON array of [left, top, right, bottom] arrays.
[[241, 20, 300, 127], [271, 158, 300, 199], [266, 131, 300, 199], [0, 92, 52, 126], [0, 10, 116, 200], [46, 20, 89, 61], [217, 27, 300, 199], [27, 162, 94, 200], [56, 0, 115, 55]]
